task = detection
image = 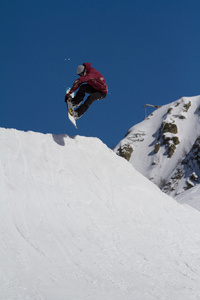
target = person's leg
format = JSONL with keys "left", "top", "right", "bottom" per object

{"left": 76, "top": 90, "right": 106, "bottom": 117}
{"left": 72, "top": 84, "right": 94, "bottom": 106}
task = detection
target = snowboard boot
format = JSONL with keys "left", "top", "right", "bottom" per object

{"left": 71, "top": 99, "right": 82, "bottom": 109}
{"left": 67, "top": 95, "right": 73, "bottom": 102}
{"left": 73, "top": 110, "right": 80, "bottom": 120}
{"left": 66, "top": 96, "right": 78, "bottom": 108}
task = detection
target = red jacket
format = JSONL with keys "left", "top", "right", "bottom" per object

{"left": 68, "top": 63, "right": 108, "bottom": 96}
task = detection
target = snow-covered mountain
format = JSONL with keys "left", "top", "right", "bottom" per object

{"left": 114, "top": 96, "right": 200, "bottom": 205}
{"left": 1, "top": 127, "right": 200, "bottom": 300}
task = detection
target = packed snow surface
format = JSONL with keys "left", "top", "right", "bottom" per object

{"left": 1, "top": 128, "right": 200, "bottom": 300}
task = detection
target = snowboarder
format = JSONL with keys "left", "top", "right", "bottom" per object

{"left": 65, "top": 63, "right": 108, "bottom": 119}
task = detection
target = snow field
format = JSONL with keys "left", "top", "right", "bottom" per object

{"left": 1, "top": 128, "right": 200, "bottom": 299}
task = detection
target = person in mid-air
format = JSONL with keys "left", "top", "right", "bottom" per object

{"left": 65, "top": 63, "right": 108, "bottom": 119}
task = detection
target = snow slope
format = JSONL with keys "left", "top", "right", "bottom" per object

{"left": 1, "top": 128, "right": 200, "bottom": 300}
{"left": 114, "top": 96, "right": 200, "bottom": 200}
{"left": 176, "top": 185, "right": 200, "bottom": 211}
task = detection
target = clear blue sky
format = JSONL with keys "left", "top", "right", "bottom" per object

{"left": 1, "top": 0, "right": 200, "bottom": 148}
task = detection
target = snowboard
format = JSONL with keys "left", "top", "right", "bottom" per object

{"left": 66, "top": 88, "right": 77, "bottom": 129}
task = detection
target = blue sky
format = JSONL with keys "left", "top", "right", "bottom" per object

{"left": 1, "top": 0, "right": 200, "bottom": 148}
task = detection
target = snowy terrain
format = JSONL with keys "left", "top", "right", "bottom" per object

{"left": 1, "top": 127, "right": 200, "bottom": 300}
{"left": 176, "top": 185, "right": 200, "bottom": 211}
{"left": 114, "top": 96, "right": 200, "bottom": 207}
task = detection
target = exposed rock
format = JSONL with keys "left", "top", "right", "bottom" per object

{"left": 163, "top": 122, "right": 178, "bottom": 134}
{"left": 154, "top": 142, "right": 160, "bottom": 154}
{"left": 168, "top": 143, "right": 176, "bottom": 158}
{"left": 117, "top": 144, "right": 133, "bottom": 161}
{"left": 183, "top": 101, "right": 191, "bottom": 112}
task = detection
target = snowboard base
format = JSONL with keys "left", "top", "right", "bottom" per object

{"left": 66, "top": 88, "right": 77, "bottom": 129}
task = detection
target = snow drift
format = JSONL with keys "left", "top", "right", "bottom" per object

{"left": 1, "top": 128, "right": 200, "bottom": 300}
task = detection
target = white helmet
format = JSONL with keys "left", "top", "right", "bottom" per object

{"left": 77, "top": 65, "right": 85, "bottom": 76}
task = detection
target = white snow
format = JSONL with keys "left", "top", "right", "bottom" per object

{"left": 114, "top": 96, "right": 200, "bottom": 197}
{"left": 176, "top": 185, "right": 200, "bottom": 211}
{"left": 1, "top": 128, "right": 200, "bottom": 300}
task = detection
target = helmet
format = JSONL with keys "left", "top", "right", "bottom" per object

{"left": 77, "top": 65, "right": 86, "bottom": 76}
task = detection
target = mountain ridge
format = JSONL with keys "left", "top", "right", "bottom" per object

{"left": 114, "top": 95, "right": 200, "bottom": 206}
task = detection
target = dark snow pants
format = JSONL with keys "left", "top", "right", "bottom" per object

{"left": 73, "top": 84, "right": 106, "bottom": 117}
